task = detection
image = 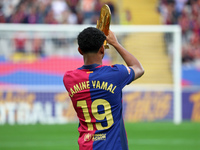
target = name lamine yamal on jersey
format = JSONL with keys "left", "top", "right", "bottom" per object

{"left": 69, "top": 80, "right": 117, "bottom": 97}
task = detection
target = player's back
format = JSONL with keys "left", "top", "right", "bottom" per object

{"left": 63, "top": 64, "right": 134, "bottom": 150}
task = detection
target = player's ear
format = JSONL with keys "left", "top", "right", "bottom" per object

{"left": 99, "top": 44, "right": 104, "bottom": 55}
{"left": 78, "top": 47, "right": 83, "bottom": 55}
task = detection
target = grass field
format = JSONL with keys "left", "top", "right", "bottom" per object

{"left": 0, "top": 122, "right": 200, "bottom": 150}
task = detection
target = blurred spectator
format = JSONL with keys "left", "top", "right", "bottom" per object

{"left": 51, "top": 0, "right": 69, "bottom": 23}
{"left": 44, "top": 10, "right": 58, "bottom": 24}
{"left": 14, "top": 32, "right": 26, "bottom": 53}
{"left": 107, "top": 2, "right": 118, "bottom": 24}
{"left": 1, "top": 0, "right": 20, "bottom": 20}
{"left": 32, "top": 36, "right": 44, "bottom": 56}
{"left": 164, "top": 1, "right": 179, "bottom": 24}
{"left": 61, "top": 9, "right": 78, "bottom": 24}
{"left": 90, "top": 0, "right": 102, "bottom": 24}
{"left": 66, "top": 0, "right": 84, "bottom": 23}
{"left": 175, "top": 0, "right": 188, "bottom": 16}
{"left": 24, "top": 6, "right": 38, "bottom": 24}
{"left": 9, "top": 2, "right": 27, "bottom": 23}
{"left": 66, "top": 0, "right": 79, "bottom": 13}
{"left": 0, "top": 4, "right": 6, "bottom": 23}
{"left": 182, "top": 45, "right": 194, "bottom": 63}
{"left": 94, "top": 0, "right": 102, "bottom": 13}
{"left": 76, "top": 11, "right": 84, "bottom": 24}
{"left": 36, "top": 1, "right": 51, "bottom": 24}
{"left": 80, "top": 0, "right": 95, "bottom": 23}
{"left": 178, "top": 6, "right": 190, "bottom": 43}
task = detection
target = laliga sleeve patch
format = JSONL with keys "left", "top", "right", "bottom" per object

{"left": 125, "top": 66, "right": 131, "bottom": 75}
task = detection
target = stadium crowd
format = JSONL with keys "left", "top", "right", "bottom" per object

{"left": 0, "top": 0, "right": 116, "bottom": 56}
{"left": 0, "top": 0, "right": 200, "bottom": 65}
{"left": 158, "top": 0, "right": 200, "bottom": 65}
{"left": 0, "top": 0, "right": 116, "bottom": 24}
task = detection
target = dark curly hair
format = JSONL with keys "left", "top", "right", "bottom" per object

{"left": 77, "top": 27, "right": 106, "bottom": 54}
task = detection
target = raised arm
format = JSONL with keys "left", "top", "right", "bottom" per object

{"left": 106, "top": 30, "right": 144, "bottom": 80}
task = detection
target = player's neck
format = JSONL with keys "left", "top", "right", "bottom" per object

{"left": 83, "top": 53, "right": 103, "bottom": 65}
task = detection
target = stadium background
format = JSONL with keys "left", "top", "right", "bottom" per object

{"left": 0, "top": 0, "right": 200, "bottom": 150}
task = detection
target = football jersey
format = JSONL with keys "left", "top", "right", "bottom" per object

{"left": 63, "top": 64, "right": 135, "bottom": 150}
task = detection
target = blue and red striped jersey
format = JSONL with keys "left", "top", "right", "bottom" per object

{"left": 63, "top": 64, "right": 135, "bottom": 150}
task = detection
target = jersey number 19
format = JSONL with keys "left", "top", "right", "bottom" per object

{"left": 77, "top": 99, "right": 114, "bottom": 130}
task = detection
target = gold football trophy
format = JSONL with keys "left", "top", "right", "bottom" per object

{"left": 96, "top": 4, "right": 111, "bottom": 49}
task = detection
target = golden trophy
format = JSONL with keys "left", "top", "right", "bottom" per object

{"left": 97, "top": 4, "right": 111, "bottom": 49}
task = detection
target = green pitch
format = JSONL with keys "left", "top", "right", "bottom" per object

{"left": 0, "top": 122, "right": 199, "bottom": 150}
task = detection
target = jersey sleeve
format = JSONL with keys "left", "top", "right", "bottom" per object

{"left": 114, "top": 64, "right": 135, "bottom": 88}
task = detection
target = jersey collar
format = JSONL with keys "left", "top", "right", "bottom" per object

{"left": 79, "top": 64, "right": 101, "bottom": 69}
